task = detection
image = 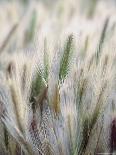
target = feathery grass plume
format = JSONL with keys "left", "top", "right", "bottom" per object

{"left": 0, "top": 53, "right": 39, "bottom": 154}
{"left": 30, "top": 69, "right": 46, "bottom": 103}
{"left": 0, "top": 82, "right": 33, "bottom": 154}
{"left": 48, "top": 34, "right": 75, "bottom": 115}
{"left": 59, "top": 34, "right": 74, "bottom": 82}
{"left": 47, "top": 45, "right": 61, "bottom": 115}
{"left": 6, "top": 53, "right": 36, "bottom": 132}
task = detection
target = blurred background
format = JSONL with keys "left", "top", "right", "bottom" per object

{"left": 0, "top": 0, "right": 116, "bottom": 56}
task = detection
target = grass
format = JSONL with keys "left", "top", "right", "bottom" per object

{"left": 0, "top": 0, "right": 116, "bottom": 155}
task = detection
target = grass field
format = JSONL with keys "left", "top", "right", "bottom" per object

{"left": 0, "top": 0, "right": 116, "bottom": 154}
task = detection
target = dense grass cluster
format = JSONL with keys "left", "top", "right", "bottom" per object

{"left": 0, "top": 0, "right": 116, "bottom": 155}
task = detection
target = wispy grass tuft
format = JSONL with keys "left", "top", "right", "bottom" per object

{"left": 59, "top": 34, "right": 74, "bottom": 82}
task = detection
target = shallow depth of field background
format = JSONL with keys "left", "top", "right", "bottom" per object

{"left": 0, "top": 0, "right": 116, "bottom": 55}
